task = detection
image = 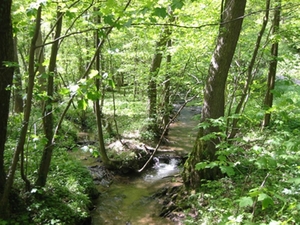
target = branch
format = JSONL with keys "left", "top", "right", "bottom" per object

{"left": 131, "top": 3, "right": 300, "bottom": 30}
{"left": 52, "top": 0, "right": 133, "bottom": 143}
{"left": 137, "top": 92, "right": 198, "bottom": 173}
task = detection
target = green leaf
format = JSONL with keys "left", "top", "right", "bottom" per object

{"left": 238, "top": 197, "right": 253, "bottom": 208}
{"left": 108, "top": 79, "right": 115, "bottom": 89}
{"left": 103, "top": 15, "right": 114, "bottom": 25}
{"left": 78, "top": 99, "right": 87, "bottom": 110}
{"left": 153, "top": 7, "right": 167, "bottom": 18}
{"left": 87, "top": 91, "right": 101, "bottom": 101}
{"left": 3, "top": 61, "right": 19, "bottom": 68}
{"left": 195, "top": 162, "right": 207, "bottom": 170}
{"left": 207, "top": 161, "right": 218, "bottom": 168}
{"left": 248, "top": 187, "right": 262, "bottom": 198}
{"left": 124, "top": 18, "right": 133, "bottom": 27}
{"left": 287, "top": 178, "right": 300, "bottom": 184}
{"left": 89, "top": 69, "right": 99, "bottom": 79}
{"left": 258, "top": 193, "right": 273, "bottom": 210}
{"left": 171, "top": 0, "right": 184, "bottom": 10}
{"left": 59, "top": 87, "right": 70, "bottom": 96}
{"left": 220, "top": 166, "right": 235, "bottom": 176}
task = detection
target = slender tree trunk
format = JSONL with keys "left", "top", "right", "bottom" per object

{"left": 262, "top": 0, "right": 281, "bottom": 127}
{"left": 147, "top": 16, "right": 174, "bottom": 136}
{"left": 147, "top": 45, "right": 162, "bottom": 134}
{"left": 163, "top": 39, "right": 172, "bottom": 133}
{"left": 0, "top": 5, "right": 41, "bottom": 218}
{"left": 183, "top": 0, "right": 247, "bottom": 188}
{"left": 35, "top": 28, "right": 47, "bottom": 92}
{"left": 227, "top": 0, "right": 270, "bottom": 139}
{"left": 13, "top": 37, "right": 24, "bottom": 113}
{"left": 36, "top": 10, "right": 63, "bottom": 187}
{"left": 0, "top": 0, "right": 14, "bottom": 215}
{"left": 94, "top": 7, "right": 111, "bottom": 166}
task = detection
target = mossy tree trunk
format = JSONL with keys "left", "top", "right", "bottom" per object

{"left": 183, "top": 0, "right": 247, "bottom": 188}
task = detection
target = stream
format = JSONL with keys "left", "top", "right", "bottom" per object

{"left": 80, "top": 105, "right": 200, "bottom": 225}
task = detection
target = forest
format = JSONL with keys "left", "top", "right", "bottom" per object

{"left": 1, "top": 0, "right": 300, "bottom": 224}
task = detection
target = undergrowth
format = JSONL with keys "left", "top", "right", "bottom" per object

{"left": 0, "top": 148, "right": 96, "bottom": 225}
{"left": 182, "top": 126, "right": 300, "bottom": 225}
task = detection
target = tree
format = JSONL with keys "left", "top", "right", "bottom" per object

{"left": 147, "top": 14, "right": 174, "bottom": 136}
{"left": 227, "top": 0, "right": 271, "bottom": 139}
{"left": 94, "top": 4, "right": 111, "bottom": 166}
{"left": 35, "top": 8, "right": 63, "bottom": 187}
{"left": 13, "top": 37, "right": 24, "bottom": 113}
{"left": 262, "top": 0, "right": 281, "bottom": 127}
{"left": 0, "top": 0, "right": 14, "bottom": 215}
{"left": 183, "top": 0, "right": 247, "bottom": 188}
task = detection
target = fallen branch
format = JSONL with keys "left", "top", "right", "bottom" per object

{"left": 137, "top": 92, "right": 198, "bottom": 172}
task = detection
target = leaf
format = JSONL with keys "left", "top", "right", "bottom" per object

{"left": 59, "top": 87, "right": 70, "bottom": 96}
{"left": 89, "top": 69, "right": 99, "bottom": 78}
{"left": 287, "top": 178, "right": 300, "bottom": 184}
{"left": 207, "top": 161, "right": 218, "bottom": 168}
{"left": 153, "top": 7, "right": 167, "bottom": 18}
{"left": 108, "top": 79, "right": 115, "bottom": 89}
{"left": 124, "top": 18, "right": 133, "bottom": 27}
{"left": 87, "top": 90, "right": 101, "bottom": 101}
{"left": 103, "top": 15, "right": 114, "bottom": 25}
{"left": 238, "top": 196, "right": 253, "bottom": 208}
{"left": 257, "top": 193, "right": 273, "bottom": 210}
{"left": 195, "top": 162, "right": 207, "bottom": 170}
{"left": 171, "top": 0, "right": 184, "bottom": 10}
{"left": 78, "top": 99, "right": 87, "bottom": 110}
{"left": 220, "top": 166, "right": 235, "bottom": 176}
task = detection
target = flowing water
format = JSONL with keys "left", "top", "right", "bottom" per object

{"left": 87, "top": 105, "right": 200, "bottom": 225}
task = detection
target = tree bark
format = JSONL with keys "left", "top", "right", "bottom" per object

{"left": 35, "top": 10, "right": 63, "bottom": 187}
{"left": 163, "top": 39, "right": 172, "bottom": 133}
{"left": 94, "top": 7, "right": 111, "bottom": 166}
{"left": 183, "top": 0, "right": 247, "bottom": 188}
{"left": 35, "top": 28, "right": 47, "bottom": 92}
{"left": 262, "top": 0, "right": 281, "bottom": 127}
{"left": 0, "top": 5, "right": 41, "bottom": 218}
{"left": 0, "top": 0, "right": 14, "bottom": 211}
{"left": 13, "top": 37, "right": 24, "bottom": 113}
{"left": 147, "top": 16, "right": 174, "bottom": 136}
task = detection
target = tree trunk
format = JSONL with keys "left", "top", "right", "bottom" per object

{"left": 0, "top": 5, "right": 41, "bottom": 218}
{"left": 262, "top": 0, "right": 281, "bottom": 127}
{"left": 183, "top": 0, "right": 247, "bottom": 188}
{"left": 13, "top": 37, "right": 24, "bottom": 113}
{"left": 36, "top": 10, "right": 63, "bottom": 187}
{"left": 147, "top": 16, "right": 174, "bottom": 136}
{"left": 94, "top": 8, "right": 111, "bottom": 166}
{"left": 35, "top": 28, "right": 47, "bottom": 92}
{"left": 0, "top": 0, "right": 14, "bottom": 215}
{"left": 162, "top": 39, "right": 172, "bottom": 134}
{"left": 227, "top": 0, "right": 270, "bottom": 139}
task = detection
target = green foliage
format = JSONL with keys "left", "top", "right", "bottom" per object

{"left": 185, "top": 122, "right": 300, "bottom": 224}
{"left": 29, "top": 149, "right": 95, "bottom": 224}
